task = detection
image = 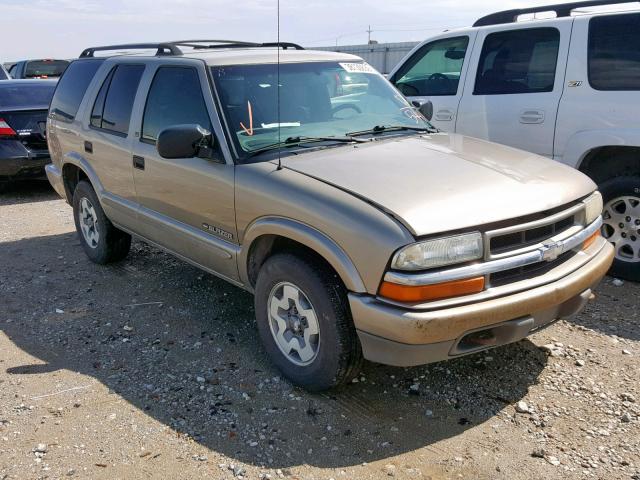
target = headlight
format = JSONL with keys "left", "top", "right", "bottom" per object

{"left": 583, "top": 191, "right": 603, "bottom": 225}
{"left": 391, "top": 232, "right": 483, "bottom": 271}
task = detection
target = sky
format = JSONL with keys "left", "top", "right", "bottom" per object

{"left": 1, "top": 0, "right": 637, "bottom": 60}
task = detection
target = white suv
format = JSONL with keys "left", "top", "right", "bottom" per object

{"left": 389, "top": 1, "right": 640, "bottom": 281}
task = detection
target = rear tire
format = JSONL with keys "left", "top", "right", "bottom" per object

{"left": 599, "top": 175, "right": 640, "bottom": 282}
{"left": 72, "top": 180, "right": 131, "bottom": 264}
{"left": 254, "top": 253, "right": 363, "bottom": 391}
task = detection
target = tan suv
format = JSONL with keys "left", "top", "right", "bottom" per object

{"left": 46, "top": 40, "right": 614, "bottom": 391}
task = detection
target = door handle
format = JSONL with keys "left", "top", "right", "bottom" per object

{"left": 519, "top": 110, "right": 545, "bottom": 124}
{"left": 434, "top": 109, "right": 454, "bottom": 121}
{"left": 133, "top": 155, "right": 145, "bottom": 170}
{"left": 84, "top": 141, "right": 93, "bottom": 153}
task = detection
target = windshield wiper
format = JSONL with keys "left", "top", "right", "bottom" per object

{"left": 348, "top": 125, "right": 436, "bottom": 137}
{"left": 247, "top": 135, "right": 368, "bottom": 156}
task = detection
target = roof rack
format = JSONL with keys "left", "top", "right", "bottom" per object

{"left": 80, "top": 43, "right": 182, "bottom": 58}
{"left": 79, "top": 40, "right": 304, "bottom": 58}
{"left": 171, "top": 40, "right": 304, "bottom": 50}
{"left": 473, "top": 0, "right": 637, "bottom": 26}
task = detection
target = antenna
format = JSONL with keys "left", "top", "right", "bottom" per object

{"left": 277, "top": 0, "right": 283, "bottom": 171}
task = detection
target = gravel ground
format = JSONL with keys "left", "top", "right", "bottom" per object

{"left": 1, "top": 181, "right": 638, "bottom": 480}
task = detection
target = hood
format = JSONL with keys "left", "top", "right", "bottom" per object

{"left": 280, "top": 133, "right": 596, "bottom": 237}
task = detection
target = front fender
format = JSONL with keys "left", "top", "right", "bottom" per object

{"left": 238, "top": 216, "right": 367, "bottom": 293}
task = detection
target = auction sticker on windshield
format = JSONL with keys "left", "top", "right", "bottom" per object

{"left": 339, "top": 62, "right": 377, "bottom": 74}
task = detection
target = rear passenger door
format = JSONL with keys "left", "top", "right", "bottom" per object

{"left": 389, "top": 34, "right": 475, "bottom": 131}
{"left": 131, "top": 61, "right": 238, "bottom": 282}
{"left": 82, "top": 62, "right": 145, "bottom": 228}
{"left": 456, "top": 22, "right": 572, "bottom": 158}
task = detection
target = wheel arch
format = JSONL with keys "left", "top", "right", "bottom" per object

{"left": 60, "top": 155, "right": 104, "bottom": 203}
{"left": 239, "top": 217, "right": 367, "bottom": 294}
{"left": 578, "top": 145, "right": 640, "bottom": 185}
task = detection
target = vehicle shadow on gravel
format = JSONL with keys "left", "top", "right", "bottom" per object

{"left": 1, "top": 232, "right": 548, "bottom": 469}
{"left": 0, "top": 179, "right": 56, "bottom": 206}
{"left": 568, "top": 278, "right": 640, "bottom": 341}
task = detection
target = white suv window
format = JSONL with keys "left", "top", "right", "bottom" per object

{"left": 392, "top": 36, "right": 469, "bottom": 96}
{"left": 474, "top": 28, "right": 560, "bottom": 95}
{"left": 589, "top": 13, "right": 640, "bottom": 91}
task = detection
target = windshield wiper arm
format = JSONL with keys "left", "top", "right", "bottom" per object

{"left": 348, "top": 125, "right": 436, "bottom": 137}
{"left": 247, "top": 135, "right": 368, "bottom": 156}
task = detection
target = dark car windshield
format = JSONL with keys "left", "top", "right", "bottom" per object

{"left": 25, "top": 60, "right": 69, "bottom": 78}
{"left": 211, "top": 61, "right": 431, "bottom": 159}
{"left": 0, "top": 83, "right": 56, "bottom": 109}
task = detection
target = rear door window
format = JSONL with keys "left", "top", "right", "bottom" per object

{"left": 589, "top": 13, "right": 640, "bottom": 91}
{"left": 91, "top": 64, "right": 144, "bottom": 136}
{"left": 474, "top": 28, "right": 560, "bottom": 95}
{"left": 392, "top": 37, "right": 470, "bottom": 96}
{"left": 141, "top": 66, "right": 211, "bottom": 144}
{"left": 49, "top": 59, "right": 104, "bottom": 122}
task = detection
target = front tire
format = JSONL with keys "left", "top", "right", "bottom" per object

{"left": 254, "top": 253, "right": 363, "bottom": 391}
{"left": 72, "top": 180, "right": 131, "bottom": 264}
{"left": 600, "top": 176, "right": 640, "bottom": 282}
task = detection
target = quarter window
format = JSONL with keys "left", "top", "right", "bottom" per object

{"left": 392, "top": 37, "right": 469, "bottom": 96}
{"left": 49, "top": 59, "right": 104, "bottom": 122}
{"left": 142, "top": 67, "right": 211, "bottom": 143}
{"left": 589, "top": 13, "right": 640, "bottom": 91}
{"left": 91, "top": 64, "right": 144, "bottom": 135}
{"left": 474, "top": 28, "right": 560, "bottom": 95}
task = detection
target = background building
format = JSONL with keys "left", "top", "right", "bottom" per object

{"left": 313, "top": 42, "right": 419, "bottom": 74}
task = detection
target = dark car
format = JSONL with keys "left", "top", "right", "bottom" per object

{"left": 8, "top": 59, "right": 69, "bottom": 79}
{"left": 0, "top": 64, "right": 9, "bottom": 80}
{"left": 0, "top": 80, "right": 56, "bottom": 190}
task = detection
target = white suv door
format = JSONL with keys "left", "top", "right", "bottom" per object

{"left": 389, "top": 34, "right": 476, "bottom": 131}
{"left": 456, "top": 20, "right": 572, "bottom": 158}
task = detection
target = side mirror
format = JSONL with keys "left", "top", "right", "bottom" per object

{"left": 156, "top": 124, "right": 215, "bottom": 159}
{"left": 412, "top": 100, "right": 434, "bottom": 121}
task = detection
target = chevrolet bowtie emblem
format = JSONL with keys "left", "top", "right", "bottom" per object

{"left": 540, "top": 241, "right": 563, "bottom": 262}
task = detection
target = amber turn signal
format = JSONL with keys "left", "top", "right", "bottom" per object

{"left": 582, "top": 230, "right": 601, "bottom": 250}
{"left": 379, "top": 276, "right": 485, "bottom": 303}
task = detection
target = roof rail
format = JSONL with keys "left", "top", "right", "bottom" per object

{"left": 171, "top": 40, "right": 305, "bottom": 50}
{"left": 80, "top": 43, "right": 182, "bottom": 58}
{"left": 473, "top": 0, "right": 637, "bottom": 27}
{"left": 79, "top": 40, "right": 305, "bottom": 58}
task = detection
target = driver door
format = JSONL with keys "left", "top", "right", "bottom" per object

{"left": 131, "top": 62, "right": 239, "bottom": 282}
{"left": 389, "top": 34, "right": 476, "bottom": 131}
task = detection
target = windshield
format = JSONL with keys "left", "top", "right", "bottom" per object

{"left": 0, "top": 83, "right": 56, "bottom": 109}
{"left": 25, "top": 60, "right": 69, "bottom": 78}
{"left": 211, "top": 61, "right": 431, "bottom": 160}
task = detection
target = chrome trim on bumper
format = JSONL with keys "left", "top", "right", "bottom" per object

{"left": 384, "top": 217, "right": 603, "bottom": 287}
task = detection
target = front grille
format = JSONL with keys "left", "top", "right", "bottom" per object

{"left": 489, "top": 215, "right": 575, "bottom": 255}
{"left": 489, "top": 251, "right": 576, "bottom": 288}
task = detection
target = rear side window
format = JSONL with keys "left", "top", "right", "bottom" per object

{"left": 474, "top": 28, "right": 560, "bottom": 95}
{"left": 589, "top": 13, "right": 640, "bottom": 91}
{"left": 91, "top": 64, "right": 144, "bottom": 136}
{"left": 49, "top": 59, "right": 104, "bottom": 122}
{"left": 141, "top": 66, "right": 211, "bottom": 143}
{"left": 392, "top": 36, "right": 469, "bottom": 96}
{"left": 24, "top": 60, "right": 69, "bottom": 79}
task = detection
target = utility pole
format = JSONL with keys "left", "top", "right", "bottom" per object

{"left": 367, "top": 25, "right": 373, "bottom": 44}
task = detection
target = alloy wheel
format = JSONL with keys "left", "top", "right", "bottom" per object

{"left": 267, "top": 282, "right": 320, "bottom": 366}
{"left": 78, "top": 197, "right": 100, "bottom": 249}
{"left": 602, "top": 195, "right": 640, "bottom": 263}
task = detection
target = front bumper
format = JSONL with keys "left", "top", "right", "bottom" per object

{"left": 350, "top": 239, "right": 614, "bottom": 367}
